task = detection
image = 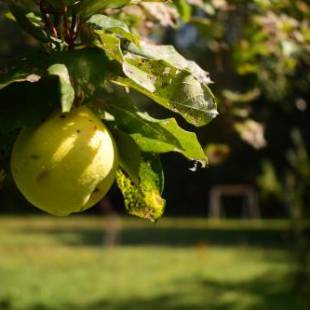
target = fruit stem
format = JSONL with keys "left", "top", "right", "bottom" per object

{"left": 63, "top": 5, "right": 71, "bottom": 46}
{"left": 40, "top": 1, "right": 58, "bottom": 38}
{"left": 39, "top": 1, "right": 80, "bottom": 50}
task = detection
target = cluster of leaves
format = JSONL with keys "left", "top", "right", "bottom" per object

{"left": 0, "top": 0, "right": 217, "bottom": 220}
{"left": 234, "top": 0, "right": 310, "bottom": 102}
{"left": 174, "top": 2, "right": 310, "bottom": 230}
{"left": 164, "top": 0, "right": 310, "bottom": 150}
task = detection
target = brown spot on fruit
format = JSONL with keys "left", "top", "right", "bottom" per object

{"left": 30, "top": 154, "right": 40, "bottom": 159}
{"left": 36, "top": 169, "right": 50, "bottom": 183}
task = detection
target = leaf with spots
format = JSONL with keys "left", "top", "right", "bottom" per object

{"left": 128, "top": 41, "right": 212, "bottom": 86}
{"left": 81, "top": 26, "right": 124, "bottom": 63}
{"left": 113, "top": 52, "right": 218, "bottom": 127}
{"left": 116, "top": 154, "right": 165, "bottom": 222}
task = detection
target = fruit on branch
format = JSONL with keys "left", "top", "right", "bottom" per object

{"left": 11, "top": 106, "right": 118, "bottom": 216}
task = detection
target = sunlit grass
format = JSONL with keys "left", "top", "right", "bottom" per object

{"left": 0, "top": 216, "right": 309, "bottom": 309}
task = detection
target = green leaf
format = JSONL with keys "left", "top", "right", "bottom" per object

{"left": 87, "top": 14, "right": 139, "bottom": 44}
{"left": 131, "top": 115, "right": 207, "bottom": 162}
{"left": 109, "top": 128, "right": 142, "bottom": 185}
{"left": 0, "top": 67, "right": 40, "bottom": 91}
{"left": 92, "top": 30, "right": 123, "bottom": 62}
{"left": 8, "top": 3, "right": 49, "bottom": 43}
{"left": 47, "top": 64, "right": 75, "bottom": 113}
{"left": 73, "top": 0, "right": 167, "bottom": 19}
{"left": 114, "top": 53, "right": 217, "bottom": 127}
{"left": 95, "top": 94, "right": 207, "bottom": 162}
{"left": 74, "top": 0, "right": 131, "bottom": 20}
{"left": 128, "top": 41, "right": 212, "bottom": 86}
{"left": 174, "top": 0, "right": 192, "bottom": 22}
{"left": 121, "top": 55, "right": 156, "bottom": 92}
{"left": 0, "top": 55, "right": 46, "bottom": 90}
{"left": 116, "top": 154, "right": 165, "bottom": 222}
{"left": 49, "top": 48, "right": 109, "bottom": 104}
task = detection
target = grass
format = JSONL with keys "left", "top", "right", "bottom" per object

{"left": 0, "top": 216, "right": 309, "bottom": 309}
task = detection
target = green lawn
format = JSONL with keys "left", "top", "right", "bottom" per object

{"left": 0, "top": 216, "right": 309, "bottom": 309}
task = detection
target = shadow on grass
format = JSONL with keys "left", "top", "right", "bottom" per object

{"left": 14, "top": 226, "right": 294, "bottom": 249}
{"left": 1, "top": 273, "right": 309, "bottom": 310}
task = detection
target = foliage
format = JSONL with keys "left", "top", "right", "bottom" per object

{"left": 0, "top": 0, "right": 218, "bottom": 220}
{"left": 168, "top": 0, "right": 310, "bottom": 149}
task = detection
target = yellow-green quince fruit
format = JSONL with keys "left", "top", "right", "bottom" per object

{"left": 11, "top": 106, "right": 118, "bottom": 216}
